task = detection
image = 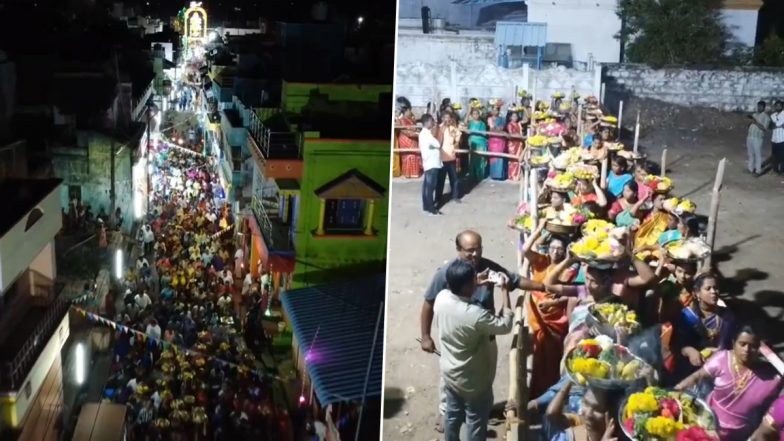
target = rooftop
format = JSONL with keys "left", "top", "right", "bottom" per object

{"left": 0, "top": 178, "right": 62, "bottom": 237}
{"left": 280, "top": 275, "right": 385, "bottom": 406}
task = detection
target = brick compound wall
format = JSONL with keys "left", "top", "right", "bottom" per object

{"left": 603, "top": 64, "right": 784, "bottom": 112}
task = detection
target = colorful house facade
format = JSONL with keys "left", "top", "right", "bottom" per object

{"left": 291, "top": 138, "right": 389, "bottom": 288}
{"left": 240, "top": 82, "right": 391, "bottom": 291}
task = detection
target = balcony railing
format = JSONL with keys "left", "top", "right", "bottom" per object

{"left": 0, "top": 286, "right": 69, "bottom": 390}
{"left": 251, "top": 195, "right": 275, "bottom": 248}
{"left": 250, "top": 195, "right": 294, "bottom": 252}
{"left": 247, "top": 111, "right": 302, "bottom": 160}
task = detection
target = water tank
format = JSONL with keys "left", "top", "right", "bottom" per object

{"left": 312, "top": 1, "right": 328, "bottom": 22}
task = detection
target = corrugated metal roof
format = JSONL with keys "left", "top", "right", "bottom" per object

{"left": 495, "top": 21, "right": 547, "bottom": 46}
{"left": 281, "top": 275, "right": 385, "bottom": 406}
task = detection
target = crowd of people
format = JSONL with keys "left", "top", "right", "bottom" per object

{"left": 414, "top": 93, "right": 784, "bottom": 441}
{"left": 396, "top": 93, "right": 619, "bottom": 215}
{"left": 92, "top": 137, "right": 301, "bottom": 440}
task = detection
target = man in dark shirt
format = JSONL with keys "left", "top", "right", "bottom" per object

{"left": 419, "top": 229, "right": 545, "bottom": 432}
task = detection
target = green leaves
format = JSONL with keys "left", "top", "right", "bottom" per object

{"left": 616, "top": 0, "right": 731, "bottom": 67}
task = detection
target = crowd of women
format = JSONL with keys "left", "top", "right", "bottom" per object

{"left": 399, "top": 91, "right": 784, "bottom": 441}
{"left": 94, "top": 139, "right": 302, "bottom": 440}
{"left": 507, "top": 96, "right": 784, "bottom": 441}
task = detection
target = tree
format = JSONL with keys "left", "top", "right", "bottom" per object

{"left": 755, "top": 32, "right": 784, "bottom": 67}
{"left": 617, "top": 0, "right": 731, "bottom": 67}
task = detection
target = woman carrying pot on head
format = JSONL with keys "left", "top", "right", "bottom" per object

{"left": 522, "top": 223, "right": 581, "bottom": 398}
{"left": 676, "top": 324, "right": 782, "bottom": 441}
{"left": 632, "top": 192, "right": 672, "bottom": 261}
{"left": 570, "top": 178, "right": 608, "bottom": 209}
{"left": 544, "top": 381, "right": 617, "bottom": 441}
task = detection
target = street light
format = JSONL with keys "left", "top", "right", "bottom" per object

{"left": 115, "top": 249, "right": 124, "bottom": 280}
{"left": 357, "top": 16, "right": 364, "bottom": 24}
{"left": 75, "top": 343, "right": 86, "bottom": 385}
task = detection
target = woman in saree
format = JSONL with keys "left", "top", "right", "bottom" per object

{"left": 542, "top": 189, "right": 576, "bottom": 221}
{"left": 633, "top": 164, "right": 653, "bottom": 201}
{"left": 523, "top": 222, "right": 580, "bottom": 397}
{"left": 570, "top": 178, "right": 608, "bottom": 209}
{"left": 606, "top": 156, "right": 633, "bottom": 199}
{"left": 487, "top": 102, "right": 508, "bottom": 180}
{"left": 676, "top": 325, "right": 782, "bottom": 441}
{"left": 545, "top": 381, "right": 615, "bottom": 441}
{"left": 506, "top": 109, "right": 524, "bottom": 181}
{"left": 673, "top": 273, "right": 737, "bottom": 373}
{"left": 633, "top": 192, "right": 671, "bottom": 261}
{"left": 586, "top": 137, "right": 608, "bottom": 162}
{"left": 397, "top": 105, "right": 422, "bottom": 178}
{"left": 608, "top": 181, "right": 647, "bottom": 225}
{"left": 751, "top": 396, "right": 784, "bottom": 441}
{"left": 467, "top": 107, "right": 488, "bottom": 183}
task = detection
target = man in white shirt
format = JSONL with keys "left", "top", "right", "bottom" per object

{"left": 220, "top": 268, "right": 233, "bottom": 285}
{"left": 434, "top": 259, "right": 514, "bottom": 441}
{"left": 134, "top": 291, "right": 152, "bottom": 311}
{"left": 771, "top": 100, "right": 784, "bottom": 175}
{"left": 418, "top": 113, "right": 443, "bottom": 215}
{"left": 145, "top": 318, "right": 162, "bottom": 341}
{"left": 747, "top": 100, "right": 771, "bottom": 176}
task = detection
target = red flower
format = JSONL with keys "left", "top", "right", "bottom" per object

{"left": 676, "top": 426, "right": 717, "bottom": 441}
{"left": 582, "top": 343, "right": 602, "bottom": 358}
{"left": 624, "top": 418, "right": 634, "bottom": 433}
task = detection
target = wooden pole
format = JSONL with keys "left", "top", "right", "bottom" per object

{"left": 633, "top": 111, "right": 640, "bottom": 153}
{"left": 705, "top": 158, "right": 727, "bottom": 269}
{"left": 600, "top": 157, "right": 608, "bottom": 189}
{"left": 531, "top": 73, "right": 537, "bottom": 115}
{"left": 617, "top": 100, "right": 624, "bottom": 132}
{"left": 515, "top": 294, "right": 531, "bottom": 441}
{"left": 660, "top": 149, "right": 668, "bottom": 177}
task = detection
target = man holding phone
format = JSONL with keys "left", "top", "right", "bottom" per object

{"left": 419, "top": 229, "right": 545, "bottom": 432}
{"left": 747, "top": 100, "right": 771, "bottom": 177}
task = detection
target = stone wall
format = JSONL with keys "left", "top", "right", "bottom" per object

{"left": 396, "top": 61, "right": 598, "bottom": 111}
{"left": 52, "top": 133, "right": 134, "bottom": 230}
{"left": 603, "top": 64, "right": 784, "bottom": 113}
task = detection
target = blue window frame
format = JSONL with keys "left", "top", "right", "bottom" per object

{"left": 324, "top": 199, "right": 364, "bottom": 232}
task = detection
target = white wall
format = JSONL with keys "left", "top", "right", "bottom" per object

{"left": 0, "top": 313, "right": 69, "bottom": 428}
{"left": 721, "top": 9, "right": 759, "bottom": 47}
{"left": 28, "top": 241, "right": 56, "bottom": 281}
{"left": 527, "top": 0, "right": 621, "bottom": 64}
{"left": 0, "top": 187, "right": 62, "bottom": 293}
{"left": 396, "top": 29, "right": 496, "bottom": 67}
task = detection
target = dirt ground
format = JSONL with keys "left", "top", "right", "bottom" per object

{"left": 382, "top": 106, "right": 784, "bottom": 440}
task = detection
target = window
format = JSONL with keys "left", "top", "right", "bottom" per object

{"left": 324, "top": 199, "right": 364, "bottom": 232}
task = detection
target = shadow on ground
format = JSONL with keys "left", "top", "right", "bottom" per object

{"left": 383, "top": 387, "right": 406, "bottom": 419}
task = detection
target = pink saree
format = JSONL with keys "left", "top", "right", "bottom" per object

{"left": 704, "top": 350, "right": 783, "bottom": 441}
